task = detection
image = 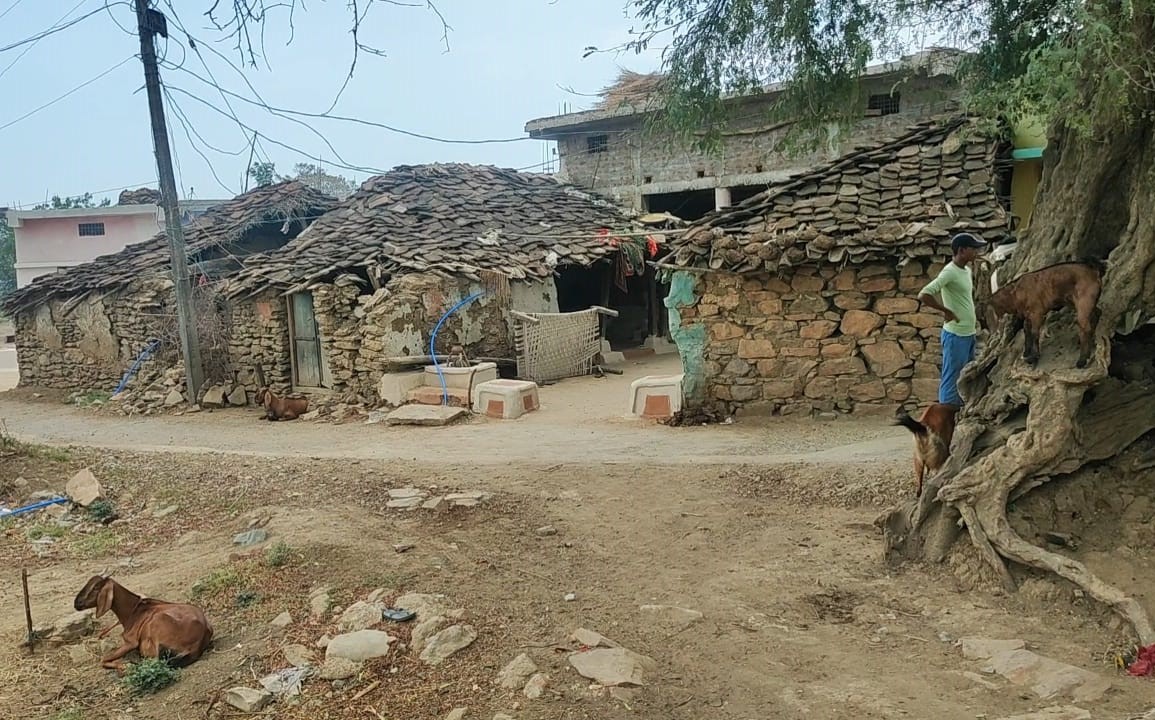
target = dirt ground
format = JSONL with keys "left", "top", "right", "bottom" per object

{"left": 3, "top": 382, "right": 1155, "bottom": 719}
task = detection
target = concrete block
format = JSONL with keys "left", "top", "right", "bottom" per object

{"left": 629, "top": 374, "right": 684, "bottom": 419}
{"left": 378, "top": 370, "right": 425, "bottom": 407}
{"left": 422, "top": 362, "right": 497, "bottom": 390}
{"left": 472, "top": 379, "right": 540, "bottom": 420}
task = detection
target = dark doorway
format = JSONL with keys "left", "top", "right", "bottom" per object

{"left": 644, "top": 189, "right": 716, "bottom": 222}
{"left": 554, "top": 263, "right": 668, "bottom": 351}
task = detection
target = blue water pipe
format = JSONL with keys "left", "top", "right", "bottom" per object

{"left": 0, "top": 496, "right": 69, "bottom": 518}
{"left": 429, "top": 291, "right": 486, "bottom": 406}
{"left": 113, "top": 338, "right": 162, "bottom": 395}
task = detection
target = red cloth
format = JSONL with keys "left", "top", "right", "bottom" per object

{"left": 1128, "top": 644, "right": 1155, "bottom": 676}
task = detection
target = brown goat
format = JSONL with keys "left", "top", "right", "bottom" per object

{"left": 255, "top": 387, "right": 309, "bottom": 421}
{"left": 894, "top": 403, "right": 959, "bottom": 497}
{"left": 986, "top": 260, "right": 1104, "bottom": 369}
{"left": 73, "top": 575, "right": 213, "bottom": 672}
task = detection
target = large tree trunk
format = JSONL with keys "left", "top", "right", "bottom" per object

{"left": 879, "top": 116, "right": 1155, "bottom": 646}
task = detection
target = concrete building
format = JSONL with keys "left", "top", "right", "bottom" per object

{"left": 525, "top": 48, "right": 966, "bottom": 221}
{"left": 8, "top": 196, "right": 223, "bottom": 288}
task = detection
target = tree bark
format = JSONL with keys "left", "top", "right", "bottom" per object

{"left": 879, "top": 115, "right": 1155, "bottom": 646}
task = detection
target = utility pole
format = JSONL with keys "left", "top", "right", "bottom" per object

{"left": 133, "top": 0, "right": 204, "bottom": 402}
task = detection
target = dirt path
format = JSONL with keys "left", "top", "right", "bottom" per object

{"left": 0, "top": 396, "right": 909, "bottom": 465}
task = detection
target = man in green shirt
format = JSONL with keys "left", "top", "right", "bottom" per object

{"left": 917, "top": 232, "right": 987, "bottom": 407}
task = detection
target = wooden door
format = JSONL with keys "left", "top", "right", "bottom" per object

{"left": 289, "top": 292, "right": 323, "bottom": 388}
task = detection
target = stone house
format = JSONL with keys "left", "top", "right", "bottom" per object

{"left": 526, "top": 48, "right": 965, "bottom": 221}
{"left": 223, "top": 164, "right": 666, "bottom": 401}
{"left": 0, "top": 181, "right": 339, "bottom": 398}
{"left": 662, "top": 117, "right": 1009, "bottom": 416}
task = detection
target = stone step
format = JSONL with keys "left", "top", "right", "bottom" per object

{"left": 386, "top": 405, "right": 469, "bottom": 427}
{"left": 407, "top": 385, "right": 471, "bottom": 408}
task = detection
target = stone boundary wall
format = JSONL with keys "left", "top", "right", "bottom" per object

{"left": 681, "top": 261, "right": 949, "bottom": 415}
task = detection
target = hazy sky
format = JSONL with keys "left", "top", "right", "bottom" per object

{"left": 0, "top": 1, "right": 663, "bottom": 208}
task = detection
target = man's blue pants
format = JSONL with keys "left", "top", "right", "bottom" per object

{"left": 939, "top": 329, "right": 976, "bottom": 406}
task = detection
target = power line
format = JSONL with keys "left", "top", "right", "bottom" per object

{"left": 163, "top": 87, "right": 239, "bottom": 196}
{"left": 0, "top": 0, "right": 90, "bottom": 80}
{"left": 0, "top": 5, "right": 112, "bottom": 54}
{"left": 0, "top": 0, "right": 27, "bottom": 22}
{"left": 0, "top": 56, "right": 135, "bottom": 132}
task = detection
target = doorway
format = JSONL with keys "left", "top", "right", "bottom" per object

{"left": 287, "top": 292, "right": 332, "bottom": 389}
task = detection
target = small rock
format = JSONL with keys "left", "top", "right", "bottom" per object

{"left": 392, "top": 543, "right": 416, "bottom": 554}
{"left": 523, "top": 673, "right": 549, "bottom": 699}
{"left": 493, "top": 715, "right": 515, "bottom": 720}
{"left": 569, "top": 628, "right": 617, "bottom": 648}
{"left": 163, "top": 389, "right": 184, "bottom": 407}
{"left": 960, "top": 637, "right": 1026, "bottom": 660}
{"left": 445, "top": 709, "right": 468, "bottom": 720}
{"left": 282, "top": 643, "right": 315, "bottom": 667}
{"left": 419, "top": 624, "right": 478, "bottom": 666}
{"left": 326, "top": 630, "right": 395, "bottom": 662}
{"left": 388, "top": 487, "right": 425, "bottom": 499}
{"left": 446, "top": 491, "right": 489, "bottom": 507}
{"left": 411, "top": 615, "right": 448, "bottom": 653}
{"left": 224, "top": 687, "right": 273, "bottom": 713}
{"left": 394, "top": 593, "right": 449, "bottom": 622}
{"left": 315, "top": 634, "right": 331, "bottom": 649}
{"left": 300, "top": 409, "right": 321, "bottom": 421}
{"left": 422, "top": 496, "right": 446, "bottom": 510}
{"left": 233, "top": 528, "right": 269, "bottom": 547}
{"left": 227, "top": 386, "right": 248, "bottom": 406}
{"left": 387, "top": 496, "right": 426, "bottom": 509}
{"left": 609, "top": 686, "right": 639, "bottom": 703}
{"left": 45, "top": 610, "right": 96, "bottom": 644}
{"left": 309, "top": 587, "right": 332, "bottom": 620}
{"left": 66, "top": 468, "right": 103, "bottom": 507}
{"left": 535, "top": 525, "right": 558, "bottom": 537}
{"left": 202, "top": 385, "right": 227, "bottom": 409}
{"left": 568, "top": 647, "right": 658, "bottom": 687}
{"left": 496, "top": 653, "right": 538, "bottom": 689}
{"left": 319, "top": 656, "right": 361, "bottom": 680}
{"left": 152, "top": 504, "right": 179, "bottom": 519}
{"left": 564, "top": 593, "right": 577, "bottom": 602}
{"left": 270, "top": 611, "right": 293, "bottom": 629}
{"left": 337, "top": 601, "right": 385, "bottom": 632}
{"left": 639, "top": 604, "right": 703, "bottom": 628}
{"left": 996, "top": 707, "right": 1091, "bottom": 720}
{"left": 937, "top": 631, "right": 953, "bottom": 643}
{"left": 367, "top": 588, "right": 389, "bottom": 603}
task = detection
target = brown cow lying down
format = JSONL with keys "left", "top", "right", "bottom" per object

{"left": 73, "top": 575, "right": 213, "bottom": 672}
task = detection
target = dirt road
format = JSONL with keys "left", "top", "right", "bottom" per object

{"left": 0, "top": 396, "right": 910, "bottom": 465}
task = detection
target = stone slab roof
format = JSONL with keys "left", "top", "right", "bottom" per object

{"left": 2, "top": 181, "right": 337, "bottom": 316}
{"left": 226, "top": 163, "right": 645, "bottom": 298}
{"left": 666, "top": 116, "right": 1009, "bottom": 273}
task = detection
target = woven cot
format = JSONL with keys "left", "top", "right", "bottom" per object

{"left": 513, "top": 308, "right": 603, "bottom": 383}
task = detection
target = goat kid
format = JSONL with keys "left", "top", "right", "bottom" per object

{"left": 73, "top": 574, "right": 213, "bottom": 673}
{"left": 255, "top": 387, "right": 309, "bottom": 421}
{"left": 894, "top": 403, "right": 959, "bottom": 497}
{"left": 986, "top": 260, "right": 1104, "bottom": 369}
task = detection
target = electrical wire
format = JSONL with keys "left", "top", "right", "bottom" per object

{"left": 0, "top": 0, "right": 90, "bottom": 80}
{"left": 0, "top": 56, "right": 135, "bottom": 132}
{"left": 0, "top": 0, "right": 29, "bottom": 22}
{"left": 0, "top": 5, "right": 112, "bottom": 54}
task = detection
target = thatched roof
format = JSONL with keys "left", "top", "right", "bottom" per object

{"left": 596, "top": 70, "right": 664, "bottom": 111}
{"left": 225, "top": 163, "right": 649, "bottom": 299}
{"left": 667, "top": 117, "right": 1009, "bottom": 273}
{"left": 2, "top": 181, "right": 338, "bottom": 316}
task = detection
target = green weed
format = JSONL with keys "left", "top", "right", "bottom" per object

{"left": 120, "top": 657, "right": 181, "bottom": 696}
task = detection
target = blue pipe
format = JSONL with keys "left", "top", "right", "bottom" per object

{"left": 113, "top": 338, "right": 162, "bottom": 395}
{"left": 0, "top": 497, "right": 68, "bottom": 518}
{"left": 429, "top": 291, "right": 486, "bottom": 406}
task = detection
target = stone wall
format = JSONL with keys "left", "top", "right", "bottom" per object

{"left": 679, "top": 262, "right": 948, "bottom": 416}
{"left": 226, "top": 291, "right": 293, "bottom": 394}
{"left": 309, "top": 272, "right": 559, "bottom": 400}
{"left": 557, "top": 77, "right": 957, "bottom": 205}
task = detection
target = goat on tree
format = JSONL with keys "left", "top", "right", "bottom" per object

{"left": 629, "top": 0, "right": 1155, "bottom": 646}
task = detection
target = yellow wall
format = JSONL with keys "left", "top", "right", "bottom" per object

{"left": 1010, "top": 159, "right": 1043, "bottom": 230}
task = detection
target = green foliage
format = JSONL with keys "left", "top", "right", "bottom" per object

{"left": 86, "top": 499, "right": 117, "bottom": 524}
{"left": 0, "top": 217, "right": 13, "bottom": 297}
{"left": 248, "top": 160, "right": 356, "bottom": 198}
{"left": 264, "top": 540, "right": 293, "bottom": 567}
{"left": 190, "top": 567, "right": 242, "bottom": 600}
{"left": 235, "top": 588, "right": 261, "bottom": 607}
{"left": 120, "top": 657, "right": 181, "bottom": 696}
{"left": 32, "top": 192, "right": 111, "bottom": 210}
{"left": 74, "top": 528, "right": 120, "bottom": 557}
{"left": 627, "top": 0, "right": 1155, "bottom": 148}
{"left": 248, "top": 161, "right": 278, "bottom": 187}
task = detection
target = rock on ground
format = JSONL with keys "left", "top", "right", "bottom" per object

{"left": 411, "top": 615, "right": 448, "bottom": 653}
{"left": 38, "top": 610, "right": 96, "bottom": 645}
{"left": 309, "top": 586, "right": 332, "bottom": 620}
{"left": 959, "top": 637, "right": 1027, "bottom": 660}
{"left": 282, "top": 644, "right": 315, "bottom": 668}
{"left": 164, "top": 389, "right": 184, "bottom": 407}
{"left": 394, "top": 592, "right": 450, "bottom": 622}
{"left": 569, "top": 627, "right": 618, "bottom": 648}
{"left": 202, "top": 385, "right": 227, "bottom": 408}
{"left": 270, "top": 611, "right": 293, "bottom": 629}
{"left": 445, "top": 710, "right": 468, "bottom": 720}
{"left": 638, "top": 604, "right": 703, "bottom": 628}
{"left": 419, "top": 624, "right": 478, "bottom": 666}
{"left": 66, "top": 468, "right": 103, "bottom": 507}
{"left": 496, "top": 653, "right": 538, "bottom": 689}
{"left": 568, "top": 647, "right": 658, "bottom": 687}
{"left": 319, "top": 657, "right": 362, "bottom": 681}
{"left": 233, "top": 528, "right": 269, "bottom": 547}
{"left": 997, "top": 707, "right": 1091, "bottom": 720}
{"left": 326, "top": 630, "right": 395, "bottom": 662}
{"left": 227, "top": 386, "right": 248, "bottom": 406}
{"left": 337, "top": 601, "right": 385, "bottom": 632}
{"left": 224, "top": 687, "right": 273, "bottom": 712}
{"left": 979, "top": 647, "right": 1111, "bottom": 703}
{"left": 523, "top": 673, "right": 549, "bottom": 699}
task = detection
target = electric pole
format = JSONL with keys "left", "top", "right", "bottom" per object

{"left": 133, "top": 0, "right": 204, "bottom": 402}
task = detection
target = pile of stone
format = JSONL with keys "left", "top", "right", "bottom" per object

{"left": 385, "top": 487, "right": 491, "bottom": 511}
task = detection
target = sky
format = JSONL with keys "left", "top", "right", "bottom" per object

{"left": 0, "top": 0, "right": 665, "bottom": 208}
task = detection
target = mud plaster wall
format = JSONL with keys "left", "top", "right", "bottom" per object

{"left": 14, "top": 280, "right": 178, "bottom": 390}
{"left": 675, "top": 261, "right": 947, "bottom": 416}
{"left": 311, "top": 272, "right": 558, "bottom": 398}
